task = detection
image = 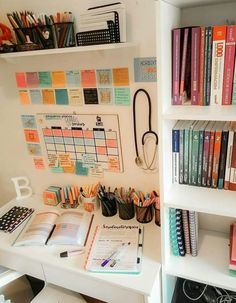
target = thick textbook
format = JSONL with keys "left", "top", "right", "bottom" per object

{"left": 13, "top": 210, "right": 93, "bottom": 246}
{"left": 85, "top": 224, "right": 143, "bottom": 274}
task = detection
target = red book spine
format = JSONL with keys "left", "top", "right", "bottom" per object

{"left": 207, "top": 130, "right": 215, "bottom": 187}
{"left": 198, "top": 27, "right": 205, "bottom": 106}
{"left": 222, "top": 25, "right": 236, "bottom": 105}
{"left": 229, "top": 132, "right": 236, "bottom": 191}
{"left": 180, "top": 28, "right": 189, "bottom": 102}
{"left": 172, "top": 29, "right": 182, "bottom": 105}
{"left": 191, "top": 27, "right": 200, "bottom": 105}
{"left": 211, "top": 130, "right": 222, "bottom": 188}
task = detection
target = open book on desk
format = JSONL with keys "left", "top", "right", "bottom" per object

{"left": 84, "top": 224, "right": 143, "bottom": 274}
{"left": 13, "top": 210, "right": 93, "bottom": 247}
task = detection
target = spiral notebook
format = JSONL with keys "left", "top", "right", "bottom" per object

{"left": 84, "top": 224, "right": 143, "bottom": 274}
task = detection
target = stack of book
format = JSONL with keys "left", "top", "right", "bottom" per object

{"left": 172, "top": 25, "right": 236, "bottom": 105}
{"left": 172, "top": 120, "right": 236, "bottom": 190}
{"left": 169, "top": 208, "right": 198, "bottom": 257}
{"left": 230, "top": 222, "right": 236, "bottom": 276}
{"left": 76, "top": 2, "right": 126, "bottom": 46}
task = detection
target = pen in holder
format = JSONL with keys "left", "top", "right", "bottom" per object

{"left": 135, "top": 204, "right": 154, "bottom": 224}
{"left": 154, "top": 195, "right": 161, "bottom": 226}
{"left": 53, "top": 22, "right": 76, "bottom": 48}
{"left": 97, "top": 185, "right": 117, "bottom": 217}
{"left": 117, "top": 201, "right": 135, "bottom": 220}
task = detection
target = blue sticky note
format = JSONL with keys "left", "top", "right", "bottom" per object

{"left": 55, "top": 89, "right": 69, "bottom": 105}
{"left": 134, "top": 57, "right": 157, "bottom": 82}
{"left": 75, "top": 161, "right": 88, "bottom": 176}
{"left": 21, "top": 115, "right": 37, "bottom": 129}
{"left": 30, "top": 89, "right": 42, "bottom": 104}
{"left": 66, "top": 71, "right": 80, "bottom": 86}
{"left": 51, "top": 167, "right": 64, "bottom": 173}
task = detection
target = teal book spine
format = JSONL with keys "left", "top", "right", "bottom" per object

{"left": 169, "top": 208, "right": 179, "bottom": 256}
{"left": 183, "top": 128, "right": 189, "bottom": 184}
{"left": 191, "top": 130, "right": 200, "bottom": 185}
{"left": 179, "top": 129, "right": 185, "bottom": 184}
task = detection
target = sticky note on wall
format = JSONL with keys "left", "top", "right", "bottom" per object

{"left": 15, "top": 72, "right": 27, "bottom": 88}
{"left": 26, "top": 72, "right": 39, "bottom": 88}
{"left": 19, "top": 90, "right": 30, "bottom": 105}
{"left": 52, "top": 71, "right": 66, "bottom": 87}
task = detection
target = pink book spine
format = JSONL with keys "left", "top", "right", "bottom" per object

{"left": 222, "top": 25, "right": 236, "bottom": 105}
{"left": 172, "top": 29, "right": 182, "bottom": 105}
{"left": 191, "top": 27, "right": 200, "bottom": 105}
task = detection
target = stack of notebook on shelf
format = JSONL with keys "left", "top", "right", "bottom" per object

{"left": 169, "top": 208, "right": 198, "bottom": 257}
{"left": 230, "top": 222, "right": 236, "bottom": 276}
{"left": 76, "top": 2, "right": 126, "bottom": 46}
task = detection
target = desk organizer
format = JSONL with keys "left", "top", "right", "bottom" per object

{"left": 80, "top": 196, "right": 99, "bottom": 212}
{"left": 135, "top": 204, "right": 154, "bottom": 224}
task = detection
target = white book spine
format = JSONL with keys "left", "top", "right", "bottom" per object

{"left": 224, "top": 130, "right": 234, "bottom": 189}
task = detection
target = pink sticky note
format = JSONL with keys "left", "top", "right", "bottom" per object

{"left": 15, "top": 72, "right": 27, "bottom": 88}
{"left": 33, "top": 158, "right": 45, "bottom": 170}
{"left": 81, "top": 70, "right": 96, "bottom": 87}
{"left": 26, "top": 72, "right": 39, "bottom": 88}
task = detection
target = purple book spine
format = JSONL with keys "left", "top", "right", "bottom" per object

{"left": 191, "top": 27, "right": 200, "bottom": 105}
{"left": 172, "top": 29, "right": 182, "bottom": 105}
{"left": 201, "top": 130, "right": 211, "bottom": 186}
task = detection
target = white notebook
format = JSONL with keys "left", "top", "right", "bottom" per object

{"left": 84, "top": 224, "right": 143, "bottom": 274}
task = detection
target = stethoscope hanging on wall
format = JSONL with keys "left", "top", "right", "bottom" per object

{"left": 133, "top": 89, "right": 158, "bottom": 172}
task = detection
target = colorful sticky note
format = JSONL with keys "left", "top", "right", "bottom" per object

{"left": 21, "top": 115, "right": 37, "bottom": 129}
{"left": 51, "top": 167, "right": 64, "bottom": 173}
{"left": 30, "top": 89, "right": 42, "bottom": 104}
{"left": 24, "top": 129, "right": 40, "bottom": 143}
{"left": 52, "top": 71, "right": 66, "bottom": 87}
{"left": 38, "top": 71, "right": 52, "bottom": 87}
{"left": 75, "top": 161, "right": 88, "bottom": 176}
{"left": 98, "top": 88, "right": 113, "bottom": 104}
{"left": 108, "top": 156, "right": 120, "bottom": 172}
{"left": 114, "top": 88, "right": 131, "bottom": 105}
{"left": 89, "top": 164, "right": 104, "bottom": 178}
{"left": 42, "top": 89, "right": 55, "bottom": 104}
{"left": 112, "top": 68, "right": 129, "bottom": 86}
{"left": 81, "top": 70, "right": 96, "bottom": 87}
{"left": 68, "top": 89, "right": 84, "bottom": 106}
{"left": 19, "top": 90, "right": 30, "bottom": 105}
{"left": 26, "top": 72, "right": 39, "bottom": 88}
{"left": 134, "top": 57, "right": 157, "bottom": 82}
{"left": 96, "top": 69, "right": 112, "bottom": 87}
{"left": 33, "top": 157, "right": 45, "bottom": 170}
{"left": 82, "top": 154, "right": 96, "bottom": 168}
{"left": 55, "top": 89, "right": 69, "bottom": 105}
{"left": 83, "top": 88, "right": 98, "bottom": 104}
{"left": 66, "top": 71, "right": 80, "bottom": 86}
{"left": 15, "top": 72, "right": 27, "bottom": 88}
{"left": 27, "top": 144, "right": 41, "bottom": 156}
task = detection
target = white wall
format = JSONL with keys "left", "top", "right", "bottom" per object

{"left": 0, "top": 0, "right": 158, "bottom": 204}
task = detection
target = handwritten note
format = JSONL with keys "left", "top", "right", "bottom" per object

{"left": 24, "top": 130, "right": 40, "bottom": 143}
{"left": 81, "top": 70, "right": 96, "bottom": 87}
{"left": 42, "top": 89, "right": 55, "bottom": 104}
{"left": 19, "top": 90, "right": 30, "bottom": 105}
{"left": 33, "top": 158, "right": 45, "bottom": 170}
{"left": 114, "top": 88, "right": 130, "bottom": 105}
{"left": 112, "top": 68, "right": 129, "bottom": 86}
{"left": 68, "top": 89, "right": 84, "bottom": 106}
{"left": 52, "top": 71, "right": 66, "bottom": 87}
{"left": 55, "top": 89, "right": 69, "bottom": 105}
{"left": 26, "top": 72, "right": 39, "bottom": 88}
{"left": 15, "top": 72, "right": 27, "bottom": 88}
{"left": 30, "top": 90, "right": 42, "bottom": 104}
{"left": 38, "top": 71, "right": 52, "bottom": 87}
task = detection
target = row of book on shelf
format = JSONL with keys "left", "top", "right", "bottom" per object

{"left": 169, "top": 208, "right": 198, "bottom": 257}
{"left": 172, "top": 120, "right": 236, "bottom": 190}
{"left": 172, "top": 25, "right": 236, "bottom": 106}
{"left": 230, "top": 222, "right": 236, "bottom": 276}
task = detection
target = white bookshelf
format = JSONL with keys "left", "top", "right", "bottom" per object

{"left": 0, "top": 42, "right": 136, "bottom": 61}
{"left": 156, "top": 0, "right": 236, "bottom": 302}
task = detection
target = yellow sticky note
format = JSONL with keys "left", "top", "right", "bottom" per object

{"left": 42, "top": 89, "right": 55, "bottom": 104}
{"left": 19, "top": 90, "right": 30, "bottom": 105}
{"left": 112, "top": 68, "right": 129, "bottom": 86}
{"left": 52, "top": 71, "right": 66, "bottom": 87}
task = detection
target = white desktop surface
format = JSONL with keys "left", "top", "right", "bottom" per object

{"left": 0, "top": 195, "right": 161, "bottom": 303}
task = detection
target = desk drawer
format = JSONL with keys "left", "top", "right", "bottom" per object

{"left": 43, "top": 265, "right": 144, "bottom": 303}
{"left": 0, "top": 251, "right": 44, "bottom": 280}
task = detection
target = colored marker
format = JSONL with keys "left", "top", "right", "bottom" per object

{"left": 60, "top": 248, "right": 85, "bottom": 258}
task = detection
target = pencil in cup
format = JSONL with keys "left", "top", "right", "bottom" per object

{"left": 81, "top": 196, "right": 99, "bottom": 212}
{"left": 99, "top": 195, "right": 117, "bottom": 217}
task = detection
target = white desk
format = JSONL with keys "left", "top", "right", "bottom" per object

{"left": 0, "top": 195, "right": 161, "bottom": 303}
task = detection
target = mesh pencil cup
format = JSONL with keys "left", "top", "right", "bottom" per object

{"left": 154, "top": 203, "right": 161, "bottom": 226}
{"left": 100, "top": 196, "right": 117, "bottom": 217}
{"left": 81, "top": 196, "right": 99, "bottom": 212}
{"left": 117, "top": 201, "right": 135, "bottom": 220}
{"left": 135, "top": 203, "right": 154, "bottom": 224}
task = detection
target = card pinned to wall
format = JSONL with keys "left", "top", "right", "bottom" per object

{"left": 24, "top": 129, "right": 40, "bottom": 143}
{"left": 66, "top": 70, "right": 80, "bottom": 87}
{"left": 30, "top": 90, "right": 42, "bottom": 104}
{"left": 75, "top": 161, "right": 89, "bottom": 176}
{"left": 134, "top": 57, "right": 157, "bottom": 82}
{"left": 19, "top": 90, "right": 30, "bottom": 105}
{"left": 33, "top": 157, "right": 45, "bottom": 170}
{"left": 83, "top": 88, "right": 98, "bottom": 104}
{"left": 98, "top": 88, "right": 113, "bottom": 104}
{"left": 96, "top": 69, "right": 112, "bottom": 87}
{"left": 21, "top": 115, "right": 37, "bottom": 129}
{"left": 82, "top": 154, "right": 96, "bottom": 168}
{"left": 15, "top": 72, "right": 27, "bottom": 88}
{"left": 52, "top": 71, "right": 66, "bottom": 87}
{"left": 108, "top": 156, "right": 120, "bottom": 172}
{"left": 113, "top": 68, "right": 129, "bottom": 86}
{"left": 89, "top": 164, "right": 104, "bottom": 178}
{"left": 38, "top": 71, "right": 52, "bottom": 87}
{"left": 26, "top": 72, "right": 39, "bottom": 88}
{"left": 27, "top": 144, "right": 41, "bottom": 156}
{"left": 42, "top": 89, "right": 55, "bottom": 104}
{"left": 81, "top": 70, "right": 96, "bottom": 87}
{"left": 114, "top": 87, "right": 130, "bottom": 105}
{"left": 68, "top": 89, "right": 84, "bottom": 106}
{"left": 55, "top": 89, "right": 69, "bottom": 105}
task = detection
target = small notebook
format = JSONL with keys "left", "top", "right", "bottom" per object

{"left": 0, "top": 206, "right": 34, "bottom": 233}
{"left": 84, "top": 224, "right": 143, "bottom": 274}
